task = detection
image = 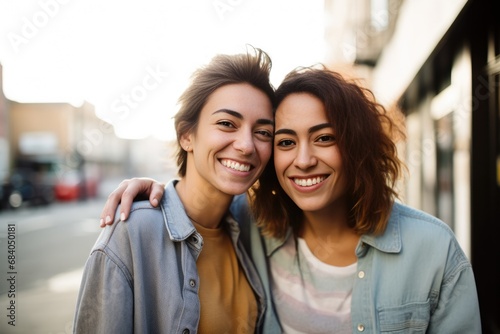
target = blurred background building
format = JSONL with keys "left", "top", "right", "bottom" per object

{"left": 0, "top": 0, "right": 498, "bottom": 331}
{"left": 0, "top": 66, "right": 175, "bottom": 208}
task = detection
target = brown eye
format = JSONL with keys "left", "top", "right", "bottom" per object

{"left": 217, "top": 120, "right": 235, "bottom": 128}
{"left": 276, "top": 139, "right": 295, "bottom": 147}
{"left": 317, "top": 135, "right": 336, "bottom": 143}
{"left": 255, "top": 129, "right": 273, "bottom": 139}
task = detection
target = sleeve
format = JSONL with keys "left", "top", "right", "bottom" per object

{"left": 73, "top": 250, "right": 134, "bottom": 334}
{"left": 428, "top": 254, "right": 482, "bottom": 333}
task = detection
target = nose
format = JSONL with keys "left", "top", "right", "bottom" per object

{"left": 233, "top": 131, "right": 256, "bottom": 155}
{"left": 294, "top": 144, "right": 317, "bottom": 169}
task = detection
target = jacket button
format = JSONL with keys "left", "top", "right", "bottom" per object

{"left": 182, "top": 329, "right": 190, "bottom": 334}
{"left": 358, "top": 270, "right": 365, "bottom": 279}
{"left": 189, "top": 279, "right": 196, "bottom": 287}
{"left": 357, "top": 324, "right": 365, "bottom": 332}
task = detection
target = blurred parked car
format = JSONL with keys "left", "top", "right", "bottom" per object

{"left": 0, "top": 169, "right": 55, "bottom": 209}
{"left": 54, "top": 170, "right": 98, "bottom": 201}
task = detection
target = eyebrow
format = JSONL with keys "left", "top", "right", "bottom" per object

{"left": 275, "top": 122, "right": 332, "bottom": 136}
{"left": 212, "top": 108, "right": 274, "bottom": 126}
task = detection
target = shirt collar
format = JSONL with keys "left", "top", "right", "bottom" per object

{"left": 358, "top": 203, "right": 402, "bottom": 254}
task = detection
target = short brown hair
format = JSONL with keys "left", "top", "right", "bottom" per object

{"left": 174, "top": 47, "right": 275, "bottom": 176}
{"left": 250, "top": 66, "right": 404, "bottom": 239}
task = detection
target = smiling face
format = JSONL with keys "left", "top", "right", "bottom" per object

{"left": 182, "top": 83, "right": 274, "bottom": 196}
{"left": 273, "top": 92, "right": 348, "bottom": 213}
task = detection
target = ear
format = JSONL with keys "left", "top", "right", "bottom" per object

{"left": 179, "top": 132, "right": 193, "bottom": 152}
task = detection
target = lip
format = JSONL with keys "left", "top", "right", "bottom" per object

{"left": 220, "top": 158, "right": 254, "bottom": 173}
{"left": 288, "top": 175, "right": 328, "bottom": 192}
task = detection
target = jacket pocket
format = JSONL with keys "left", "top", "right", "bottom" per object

{"left": 378, "top": 300, "right": 430, "bottom": 333}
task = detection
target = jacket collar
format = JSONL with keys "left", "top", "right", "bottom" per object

{"left": 264, "top": 202, "right": 403, "bottom": 257}
{"left": 160, "top": 179, "right": 197, "bottom": 241}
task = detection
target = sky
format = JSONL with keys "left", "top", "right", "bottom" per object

{"left": 0, "top": 0, "right": 326, "bottom": 140}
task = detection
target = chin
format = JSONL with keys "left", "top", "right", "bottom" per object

{"left": 293, "top": 199, "right": 326, "bottom": 212}
{"left": 221, "top": 184, "right": 252, "bottom": 196}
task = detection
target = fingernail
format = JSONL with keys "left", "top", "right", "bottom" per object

{"left": 152, "top": 198, "right": 159, "bottom": 207}
{"left": 120, "top": 212, "right": 126, "bottom": 221}
{"left": 105, "top": 215, "right": 112, "bottom": 224}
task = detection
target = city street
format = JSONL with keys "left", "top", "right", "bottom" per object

{"left": 0, "top": 197, "right": 106, "bottom": 334}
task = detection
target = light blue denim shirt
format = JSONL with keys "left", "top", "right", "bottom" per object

{"left": 73, "top": 180, "right": 266, "bottom": 334}
{"left": 232, "top": 195, "right": 482, "bottom": 333}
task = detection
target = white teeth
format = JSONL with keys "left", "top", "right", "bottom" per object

{"left": 221, "top": 159, "right": 251, "bottom": 172}
{"left": 293, "top": 176, "right": 326, "bottom": 187}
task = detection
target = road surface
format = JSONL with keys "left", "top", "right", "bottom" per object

{"left": 0, "top": 199, "right": 104, "bottom": 334}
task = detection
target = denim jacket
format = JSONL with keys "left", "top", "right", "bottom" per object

{"left": 232, "top": 195, "right": 482, "bottom": 334}
{"left": 73, "top": 180, "right": 266, "bottom": 334}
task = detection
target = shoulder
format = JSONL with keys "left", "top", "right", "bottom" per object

{"left": 392, "top": 202, "right": 454, "bottom": 238}
{"left": 93, "top": 200, "right": 165, "bottom": 251}
{"left": 390, "top": 202, "right": 469, "bottom": 263}
{"left": 125, "top": 200, "right": 164, "bottom": 227}
{"left": 366, "top": 202, "right": 465, "bottom": 258}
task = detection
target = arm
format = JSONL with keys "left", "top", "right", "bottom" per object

{"left": 428, "top": 260, "right": 482, "bottom": 333}
{"left": 100, "top": 177, "right": 165, "bottom": 227}
{"left": 73, "top": 250, "right": 134, "bottom": 333}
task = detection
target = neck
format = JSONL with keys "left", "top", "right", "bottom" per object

{"left": 175, "top": 177, "right": 233, "bottom": 229}
{"left": 300, "top": 204, "right": 359, "bottom": 266}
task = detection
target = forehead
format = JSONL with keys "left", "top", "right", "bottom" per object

{"left": 202, "top": 83, "right": 273, "bottom": 119}
{"left": 275, "top": 93, "right": 327, "bottom": 127}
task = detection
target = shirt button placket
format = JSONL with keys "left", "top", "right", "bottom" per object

{"left": 356, "top": 270, "right": 366, "bottom": 332}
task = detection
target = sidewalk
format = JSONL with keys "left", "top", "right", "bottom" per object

{"left": 0, "top": 268, "right": 83, "bottom": 334}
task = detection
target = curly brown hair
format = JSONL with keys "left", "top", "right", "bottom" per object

{"left": 249, "top": 66, "right": 404, "bottom": 239}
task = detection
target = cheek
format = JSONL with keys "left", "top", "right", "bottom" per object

{"left": 273, "top": 151, "right": 287, "bottom": 175}
{"left": 331, "top": 151, "right": 344, "bottom": 171}
{"left": 256, "top": 141, "right": 273, "bottom": 162}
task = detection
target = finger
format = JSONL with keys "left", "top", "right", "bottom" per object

{"left": 99, "top": 180, "right": 130, "bottom": 227}
{"left": 149, "top": 181, "right": 166, "bottom": 207}
{"left": 119, "top": 186, "right": 138, "bottom": 221}
{"left": 99, "top": 177, "right": 163, "bottom": 226}
{"left": 119, "top": 177, "right": 160, "bottom": 220}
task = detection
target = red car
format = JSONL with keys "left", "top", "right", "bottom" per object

{"left": 54, "top": 171, "right": 98, "bottom": 201}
